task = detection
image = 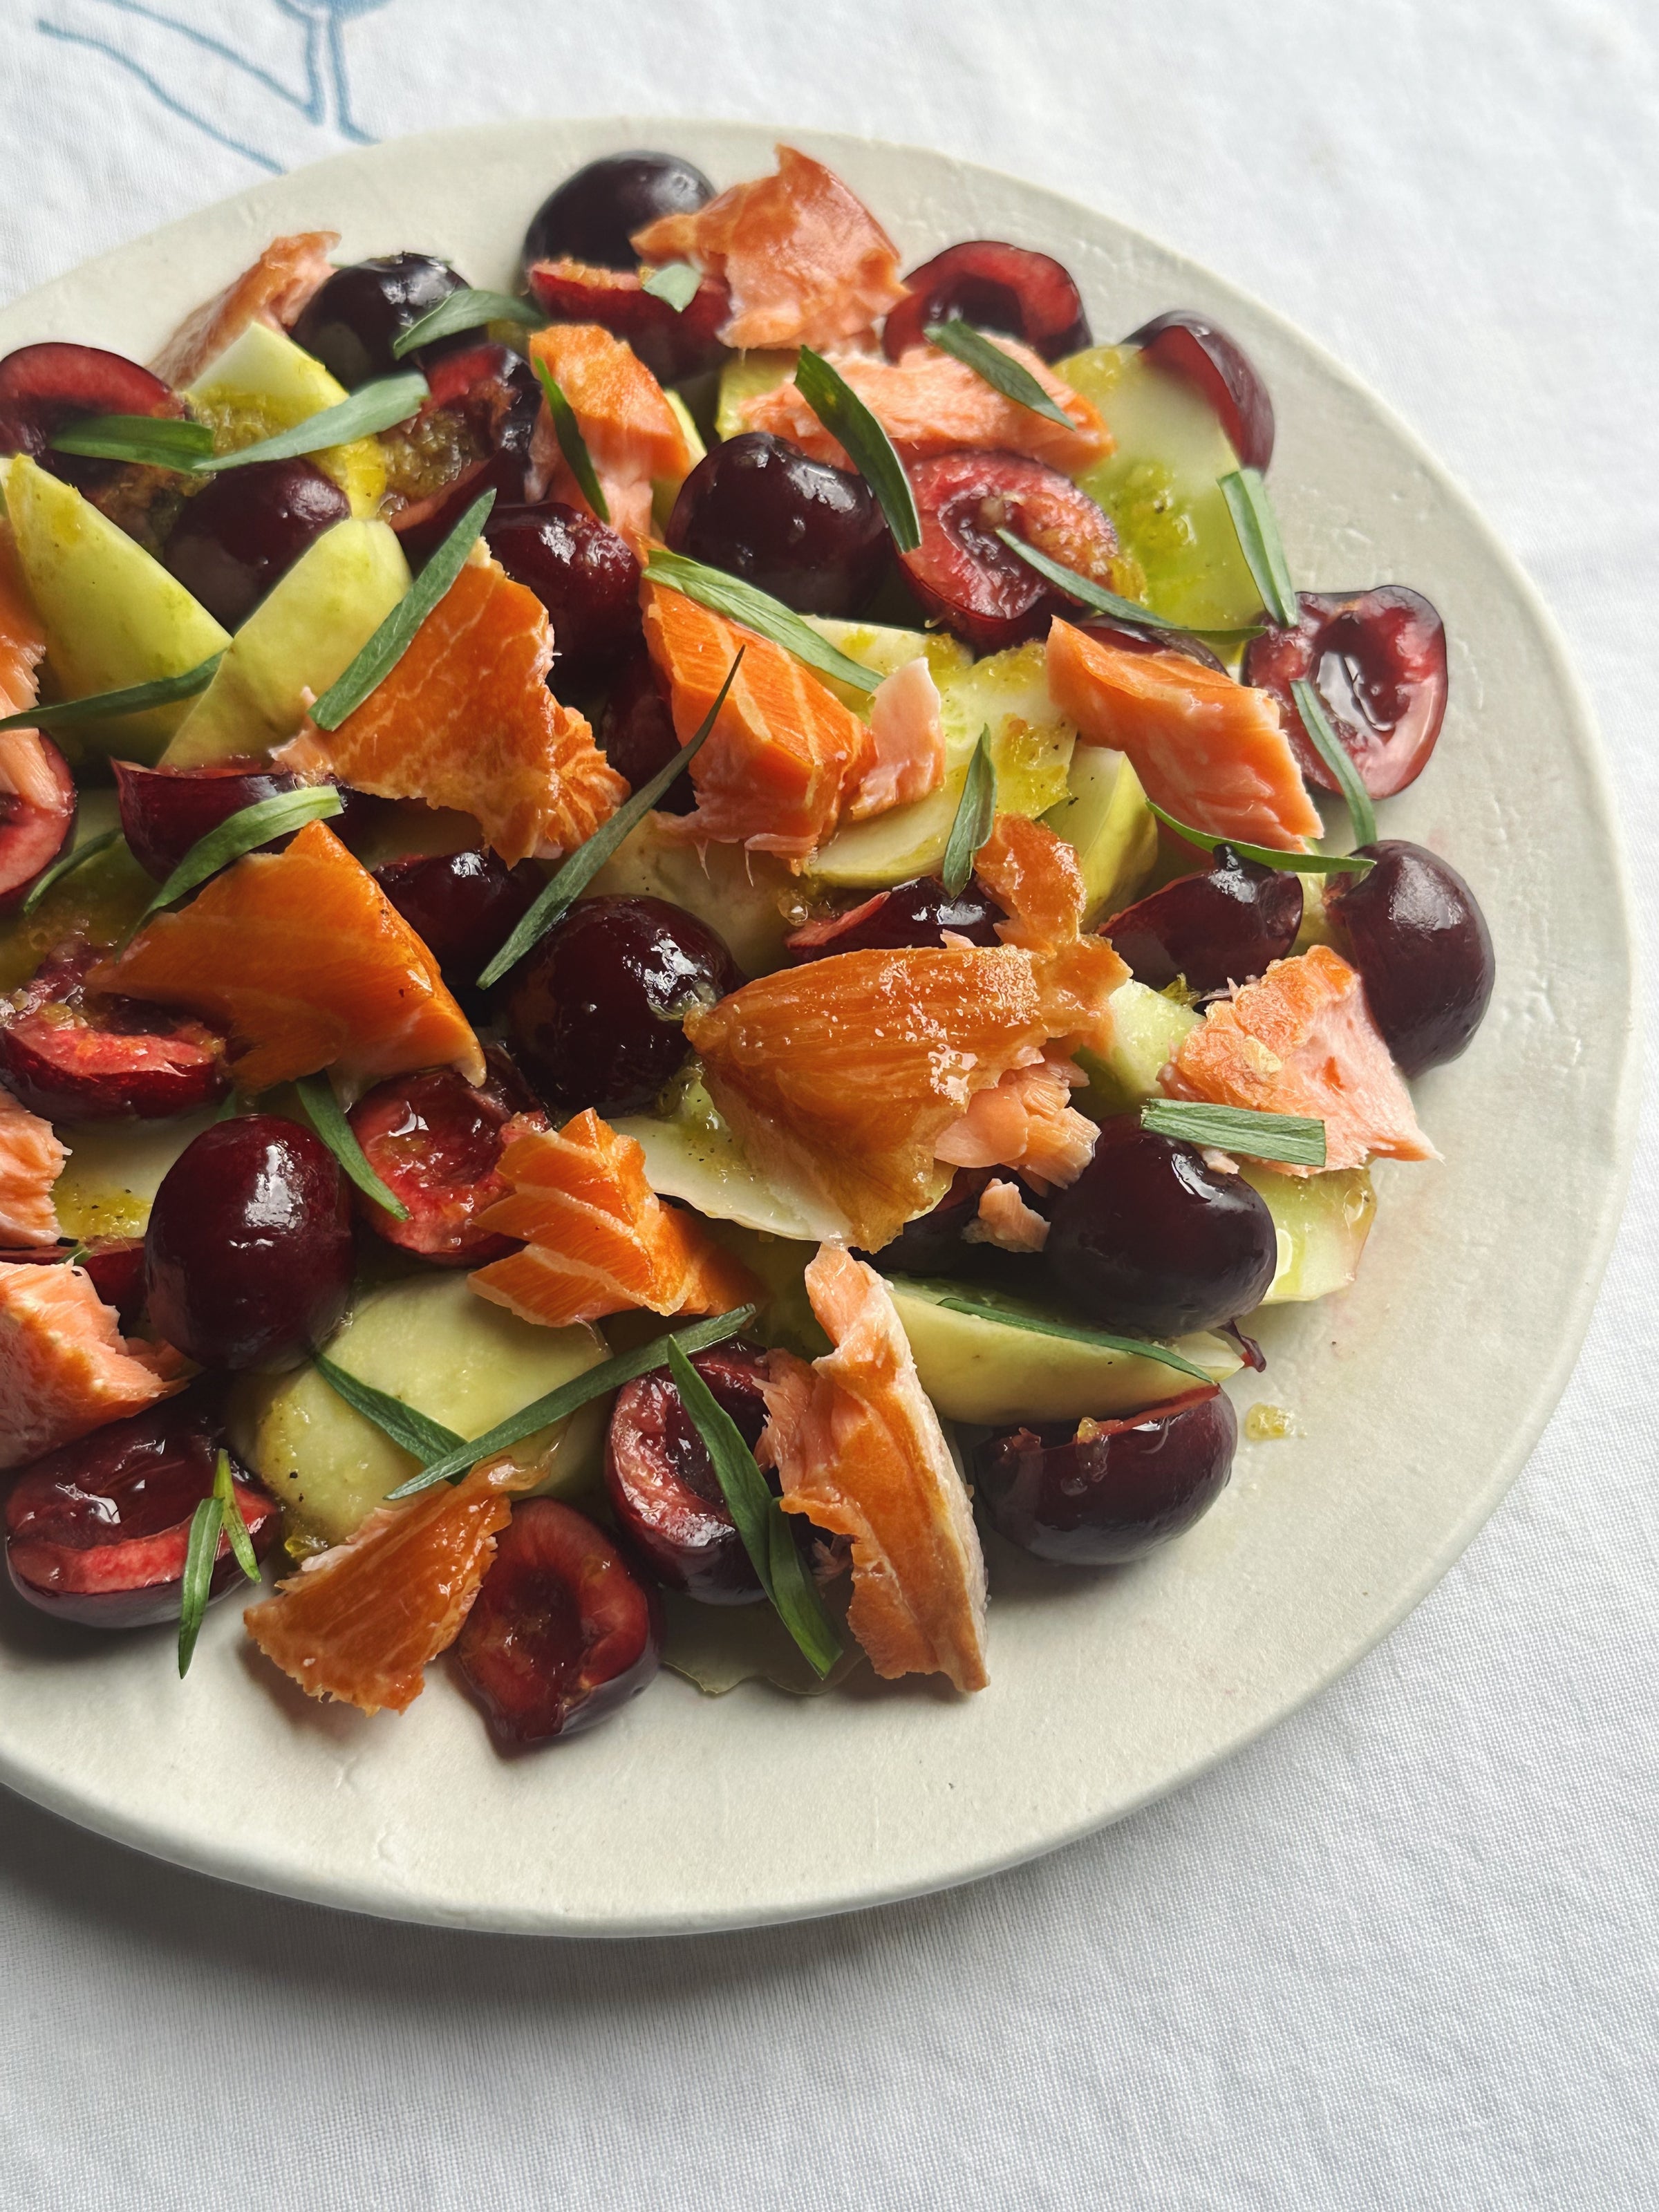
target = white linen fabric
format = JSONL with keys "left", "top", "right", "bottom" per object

{"left": 0, "top": 1, "right": 1654, "bottom": 2205}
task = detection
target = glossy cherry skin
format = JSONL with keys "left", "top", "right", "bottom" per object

{"left": 112, "top": 758, "right": 373, "bottom": 879}
{"left": 290, "top": 252, "right": 467, "bottom": 388}
{"left": 1103, "top": 845, "right": 1302, "bottom": 994}
{"left": 976, "top": 1385, "right": 1236, "bottom": 1565}
{"left": 0, "top": 341, "right": 183, "bottom": 489}
{"left": 597, "top": 651, "right": 695, "bottom": 812}
{"left": 1324, "top": 840, "right": 1495, "bottom": 1076}
{"left": 144, "top": 1116, "right": 353, "bottom": 1371}
{"left": 903, "top": 451, "right": 1120, "bottom": 652}
{"left": 786, "top": 875, "right": 1006, "bottom": 960}
{"left": 1125, "top": 311, "right": 1275, "bottom": 471}
{"left": 498, "top": 894, "right": 742, "bottom": 1117}
{"left": 1244, "top": 587, "right": 1449, "bottom": 800}
{"left": 162, "top": 459, "right": 349, "bottom": 628}
{"left": 666, "top": 433, "right": 888, "bottom": 617}
{"left": 525, "top": 259, "right": 731, "bottom": 385}
{"left": 1045, "top": 1118, "right": 1277, "bottom": 1336}
{"left": 0, "top": 733, "right": 76, "bottom": 914}
{"left": 484, "top": 502, "right": 642, "bottom": 689}
{"left": 372, "top": 847, "right": 540, "bottom": 995}
{"left": 5, "top": 1393, "right": 276, "bottom": 1627}
{"left": 606, "top": 1342, "right": 771, "bottom": 1603}
{"left": 346, "top": 1068, "right": 523, "bottom": 1266}
{"left": 455, "top": 1498, "right": 662, "bottom": 1747}
{"left": 521, "top": 151, "right": 715, "bottom": 272}
{"left": 389, "top": 344, "right": 542, "bottom": 565}
{"left": 883, "top": 241, "right": 1091, "bottom": 362}
{"left": 859, "top": 1167, "right": 995, "bottom": 1275}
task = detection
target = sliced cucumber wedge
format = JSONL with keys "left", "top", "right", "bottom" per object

{"left": 1245, "top": 1163, "right": 1376, "bottom": 1304}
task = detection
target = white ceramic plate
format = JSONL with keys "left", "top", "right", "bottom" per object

{"left": 0, "top": 120, "right": 1636, "bottom": 1936}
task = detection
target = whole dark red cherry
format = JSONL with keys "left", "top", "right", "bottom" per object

{"left": 499, "top": 894, "right": 742, "bottom": 1116}
{"left": 455, "top": 1498, "right": 662, "bottom": 1747}
{"left": 525, "top": 259, "right": 731, "bottom": 385}
{"left": 975, "top": 1385, "right": 1236, "bottom": 1565}
{"left": 290, "top": 252, "right": 467, "bottom": 388}
{"left": 606, "top": 1342, "right": 771, "bottom": 1602}
{"left": 5, "top": 1393, "right": 277, "bottom": 1627}
{"left": 144, "top": 1116, "right": 352, "bottom": 1371}
{"left": 1103, "top": 845, "right": 1302, "bottom": 994}
{"left": 372, "top": 847, "right": 539, "bottom": 994}
{"left": 484, "top": 502, "right": 642, "bottom": 690}
{"left": 903, "top": 451, "right": 1120, "bottom": 652}
{"left": 161, "top": 458, "right": 349, "bottom": 628}
{"left": 597, "top": 651, "right": 695, "bottom": 812}
{"left": 0, "top": 733, "right": 76, "bottom": 914}
{"left": 666, "top": 433, "right": 888, "bottom": 617}
{"left": 346, "top": 1068, "right": 522, "bottom": 1266}
{"left": 0, "top": 341, "right": 183, "bottom": 489}
{"left": 0, "top": 943, "right": 230, "bottom": 1122}
{"left": 1125, "top": 310, "right": 1275, "bottom": 471}
{"left": 1244, "top": 587, "right": 1449, "bottom": 800}
{"left": 521, "top": 151, "right": 715, "bottom": 272}
{"left": 1324, "top": 839, "right": 1494, "bottom": 1076}
{"left": 786, "top": 874, "right": 1007, "bottom": 959}
{"left": 1045, "top": 1118, "right": 1277, "bottom": 1336}
{"left": 883, "top": 241, "right": 1091, "bottom": 363}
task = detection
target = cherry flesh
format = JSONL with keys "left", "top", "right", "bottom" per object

{"left": 483, "top": 502, "right": 642, "bottom": 689}
{"left": 0, "top": 733, "right": 77, "bottom": 914}
{"left": 597, "top": 652, "right": 695, "bottom": 812}
{"left": 883, "top": 241, "right": 1091, "bottom": 363}
{"left": 371, "top": 847, "right": 539, "bottom": 995}
{"left": 0, "top": 945, "right": 229, "bottom": 1121}
{"left": 1103, "top": 845, "right": 1303, "bottom": 994}
{"left": 388, "top": 344, "right": 541, "bottom": 565}
{"left": 525, "top": 259, "right": 731, "bottom": 386}
{"left": 162, "top": 458, "right": 349, "bottom": 628}
{"left": 1044, "top": 1118, "right": 1277, "bottom": 1336}
{"left": 290, "top": 253, "right": 467, "bottom": 388}
{"left": 498, "top": 894, "right": 742, "bottom": 1117}
{"left": 346, "top": 1068, "right": 522, "bottom": 1266}
{"left": 0, "top": 341, "right": 183, "bottom": 489}
{"left": 5, "top": 1393, "right": 276, "bottom": 1628}
{"left": 144, "top": 1115, "right": 352, "bottom": 1371}
{"left": 605, "top": 1342, "right": 771, "bottom": 1603}
{"left": 1125, "top": 311, "right": 1275, "bottom": 471}
{"left": 1244, "top": 587, "right": 1449, "bottom": 800}
{"left": 787, "top": 875, "right": 1006, "bottom": 960}
{"left": 976, "top": 1385, "right": 1236, "bottom": 1565}
{"left": 666, "top": 433, "right": 888, "bottom": 617}
{"left": 903, "top": 451, "right": 1121, "bottom": 653}
{"left": 455, "top": 1497, "right": 662, "bottom": 1746}
{"left": 1323, "top": 839, "right": 1495, "bottom": 1076}
{"left": 522, "top": 151, "right": 715, "bottom": 272}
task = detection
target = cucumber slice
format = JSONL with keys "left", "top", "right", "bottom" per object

{"left": 804, "top": 617, "right": 973, "bottom": 715}
{"left": 613, "top": 1075, "right": 853, "bottom": 1243}
{"left": 1042, "top": 746, "right": 1156, "bottom": 924}
{"left": 1076, "top": 980, "right": 1201, "bottom": 1114}
{"left": 583, "top": 811, "right": 798, "bottom": 976}
{"left": 1244, "top": 1163, "right": 1376, "bottom": 1304}
{"left": 714, "top": 349, "right": 798, "bottom": 440}
{"left": 187, "top": 321, "right": 386, "bottom": 516}
{"left": 51, "top": 1107, "right": 221, "bottom": 1243}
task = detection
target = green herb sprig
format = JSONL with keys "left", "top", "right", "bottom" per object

{"left": 793, "top": 346, "right": 920, "bottom": 552}
{"left": 392, "top": 288, "right": 542, "bottom": 357}
{"left": 641, "top": 550, "right": 879, "bottom": 695}
{"left": 924, "top": 320, "right": 1075, "bottom": 429}
{"left": 1147, "top": 800, "right": 1374, "bottom": 876}
{"left": 0, "top": 655, "right": 222, "bottom": 735}
{"left": 19, "top": 829, "right": 120, "bottom": 919}
{"left": 310, "top": 488, "right": 495, "bottom": 730}
{"left": 639, "top": 263, "right": 702, "bottom": 311}
{"left": 995, "top": 528, "right": 1262, "bottom": 641}
{"left": 178, "top": 1452, "right": 262, "bottom": 1676}
{"left": 295, "top": 1074, "right": 410, "bottom": 1219}
{"left": 52, "top": 375, "right": 430, "bottom": 476}
{"left": 1141, "top": 1098, "right": 1327, "bottom": 1168}
{"left": 315, "top": 1356, "right": 463, "bottom": 1462}
{"left": 131, "top": 785, "right": 344, "bottom": 930}
{"left": 533, "top": 358, "right": 609, "bottom": 523}
{"left": 1290, "top": 676, "right": 1378, "bottom": 850}
{"left": 50, "top": 415, "right": 215, "bottom": 469}
{"left": 1217, "top": 467, "right": 1299, "bottom": 628}
{"left": 940, "top": 727, "right": 996, "bottom": 897}
{"left": 924, "top": 1288, "right": 1215, "bottom": 1380}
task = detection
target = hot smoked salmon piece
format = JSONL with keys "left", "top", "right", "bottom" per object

{"left": 967, "top": 1177, "right": 1050, "bottom": 1253}
{"left": 245, "top": 1457, "right": 516, "bottom": 1715}
{"left": 742, "top": 340, "right": 1109, "bottom": 476}
{"left": 641, "top": 580, "right": 872, "bottom": 861}
{"left": 93, "top": 819, "right": 485, "bottom": 1096}
{"left": 848, "top": 656, "right": 946, "bottom": 821}
{"left": 631, "top": 144, "right": 906, "bottom": 352}
{"left": 469, "top": 1111, "right": 760, "bottom": 1329}
{"left": 0, "top": 523, "right": 74, "bottom": 946}
{"left": 935, "top": 1053, "right": 1097, "bottom": 1190}
{"left": 151, "top": 231, "right": 339, "bottom": 386}
{"left": 0, "top": 1090, "right": 66, "bottom": 1248}
{"left": 1046, "top": 617, "right": 1322, "bottom": 853}
{"left": 974, "top": 812, "right": 1127, "bottom": 1054}
{"left": 527, "top": 324, "right": 693, "bottom": 543}
{"left": 0, "top": 1261, "right": 180, "bottom": 1472}
{"left": 285, "top": 553, "right": 625, "bottom": 865}
{"left": 1166, "top": 944, "right": 1436, "bottom": 1174}
{"left": 760, "top": 1246, "right": 988, "bottom": 1692}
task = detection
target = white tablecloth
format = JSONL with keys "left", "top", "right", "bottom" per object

{"left": 2, "top": 3, "right": 1653, "bottom": 2204}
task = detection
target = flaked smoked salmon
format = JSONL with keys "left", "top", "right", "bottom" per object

{"left": 1166, "top": 944, "right": 1437, "bottom": 1173}
{"left": 151, "top": 231, "right": 339, "bottom": 386}
{"left": 631, "top": 144, "right": 906, "bottom": 352}
{"left": 0, "top": 1261, "right": 180, "bottom": 1471}
{"left": 849, "top": 655, "right": 946, "bottom": 821}
{"left": 527, "top": 324, "right": 693, "bottom": 543}
{"left": 93, "top": 819, "right": 485, "bottom": 1095}
{"left": 935, "top": 1053, "right": 1097, "bottom": 1190}
{"left": 0, "top": 1090, "right": 66, "bottom": 1248}
{"left": 975, "top": 812, "right": 1128, "bottom": 1055}
{"left": 1046, "top": 617, "right": 1322, "bottom": 853}
{"left": 966, "top": 1177, "right": 1050, "bottom": 1252}
{"left": 760, "top": 1246, "right": 988, "bottom": 1691}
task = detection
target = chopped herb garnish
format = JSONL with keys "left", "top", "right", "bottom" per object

{"left": 476, "top": 648, "right": 744, "bottom": 989}
{"left": 667, "top": 1338, "right": 841, "bottom": 1678}
{"left": 793, "top": 346, "right": 920, "bottom": 552}
{"left": 639, "top": 263, "right": 702, "bottom": 312}
{"left": 1218, "top": 467, "right": 1300, "bottom": 628}
{"left": 641, "top": 550, "right": 879, "bottom": 694}
{"left": 210, "top": 371, "right": 430, "bottom": 471}
{"left": 1140, "top": 1098, "right": 1327, "bottom": 1168}
{"left": 132, "top": 785, "right": 344, "bottom": 929}
{"left": 0, "top": 655, "right": 221, "bottom": 735}
{"left": 1147, "top": 799, "right": 1374, "bottom": 875}
{"left": 940, "top": 727, "right": 995, "bottom": 897}
{"left": 294, "top": 1074, "right": 411, "bottom": 1219}
{"left": 315, "top": 1354, "right": 465, "bottom": 1463}
{"left": 533, "top": 357, "right": 609, "bottom": 523}
{"left": 1290, "top": 676, "right": 1378, "bottom": 850}
{"left": 19, "top": 828, "right": 120, "bottom": 919}
{"left": 391, "top": 288, "right": 542, "bottom": 357}
{"left": 924, "top": 319, "right": 1076, "bottom": 429}
{"left": 176, "top": 1492, "right": 223, "bottom": 1676}
{"left": 928, "top": 1291, "right": 1215, "bottom": 1380}
{"left": 50, "top": 413, "right": 216, "bottom": 469}
{"left": 214, "top": 1449, "right": 263, "bottom": 1584}
{"left": 309, "top": 487, "right": 495, "bottom": 731}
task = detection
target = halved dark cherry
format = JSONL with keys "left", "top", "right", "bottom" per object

{"left": 0, "top": 341, "right": 184, "bottom": 489}
{"left": 0, "top": 944, "right": 229, "bottom": 1121}
{"left": 484, "top": 502, "right": 642, "bottom": 689}
{"left": 976, "top": 1385, "right": 1236, "bottom": 1565}
{"left": 605, "top": 1342, "right": 771, "bottom": 1602}
{"left": 1244, "top": 587, "right": 1449, "bottom": 800}
{"left": 1125, "top": 311, "right": 1275, "bottom": 471}
{"left": 902, "top": 451, "right": 1121, "bottom": 652}
{"left": 1103, "top": 845, "right": 1302, "bottom": 993}
{"left": 372, "top": 847, "right": 540, "bottom": 995}
{"left": 455, "top": 1497, "right": 662, "bottom": 1746}
{"left": 525, "top": 259, "right": 731, "bottom": 386}
{"left": 5, "top": 1392, "right": 276, "bottom": 1627}
{"left": 0, "top": 733, "right": 77, "bottom": 914}
{"left": 666, "top": 433, "right": 888, "bottom": 617}
{"left": 597, "top": 651, "right": 694, "bottom": 812}
{"left": 787, "top": 874, "right": 1006, "bottom": 959}
{"left": 883, "top": 241, "right": 1091, "bottom": 363}
{"left": 1324, "top": 839, "right": 1495, "bottom": 1076}
{"left": 114, "top": 758, "right": 302, "bottom": 881}
{"left": 386, "top": 343, "right": 541, "bottom": 565}
{"left": 162, "top": 458, "right": 350, "bottom": 628}
{"left": 523, "top": 151, "right": 717, "bottom": 272}
{"left": 346, "top": 1068, "right": 525, "bottom": 1265}
{"left": 289, "top": 252, "right": 467, "bottom": 388}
